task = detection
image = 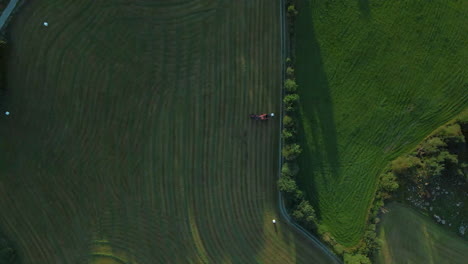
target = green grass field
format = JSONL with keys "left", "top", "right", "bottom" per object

{"left": 295, "top": 0, "right": 468, "bottom": 247}
{"left": 0, "top": 0, "right": 335, "bottom": 263}
{"left": 376, "top": 202, "right": 468, "bottom": 264}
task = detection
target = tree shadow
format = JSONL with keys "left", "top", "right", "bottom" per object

{"left": 295, "top": 0, "right": 340, "bottom": 221}
{"left": 358, "top": 0, "right": 371, "bottom": 19}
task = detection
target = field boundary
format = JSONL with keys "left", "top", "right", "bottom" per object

{"left": 277, "top": 1, "right": 342, "bottom": 263}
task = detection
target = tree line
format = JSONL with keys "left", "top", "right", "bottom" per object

{"left": 278, "top": 57, "right": 319, "bottom": 230}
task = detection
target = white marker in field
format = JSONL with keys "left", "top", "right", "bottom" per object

{"left": 5, "top": 111, "right": 10, "bottom": 116}
{"left": 43, "top": 22, "right": 48, "bottom": 27}
{"left": 272, "top": 219, "right": 276, "bottom": 224}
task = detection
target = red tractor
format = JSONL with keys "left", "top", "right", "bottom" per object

{"left": 250, "top": 113, "right": 275, "bottom": 121}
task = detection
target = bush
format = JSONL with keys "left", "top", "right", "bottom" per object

{"left": 294, "top": 189, "right": 304, "bottom": 201}
{"left": 379, "top": 172, "right": 399, "bottom": 193}
{"left": 282, "top": 144, "right": 302, "bottom": 160}
{"left": 391, "top": 155, "right": 421, "bottom": 175}
{"left": 284, "top": 79, "right": 298, "bottom": 93}
{"left": 284, "top": 94, "right": 299, "bottom": 112}
{"left": 286, "top": 67, "right": 294, "bottom": 78}
{"left": 283, "top": 115, "right": 294, "bottom": 128}
{"left": 281, "top": 161, "right": 299, "bottom": 177}
{"left": 292, "top": 200, "right": 317, "bottom": 228}
{"left": 277, "top": 176, "right": 297, "bottom": 193}
{"left": 343, "top": 253, "right": 371, "bottom": 264}
{"left": 419, "top": 137, "right": 446, "bottom": 156}
{"left": 282, "top": 128, "right": 295, "bottom": 141}
{"left": 333, "top": 244, "right": 345, "bottom": 255}
{"left": 284, "top": 93, "right": 299, "bottom": 104}
{"left": 436, "top": 123, "right": 462, "bottom": 138}
{"left": 287, "top": 5, "right": 298, "bottom": 17}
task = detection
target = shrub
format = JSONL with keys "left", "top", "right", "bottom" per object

{"left": 292, "top": 200, "right": 317, "bottom": 228}
{"left": 333, "top": 244, "right": 345, "bottom": 255}
{"left": 344, "top": 253, "right": 371, "bottom": 264}
{"left": 283, "top": 115, "right": 294, "bottom": 128}
{"left": 391, "top": 155, "right": 421, "bottom": 175}
{"left": 436, "top": 123, "right": 462, "bottom": 138}
{"left": 284, "top": 93, "right": 299, "bottom": 104}
{"left": 294, "top": 189, "right": 304, "bottom": 201}
{"left": 287, "top": 5, "right": 298, "bottom": 17}
{"left": 419, "top": 137, "right": 446, "bottom": 156}
{"left": 282, "top": 128, "right": 295, "bottom": 141}
{"left": 277, "top": 176, "right": 297, "bottom": 193}
{"left": 284, "top": 79, "right": 298, "bottom": 93}
{"left": 284, "top": 94, "right": 299, "bottom": 112}
{"left": 282, "top": 144, "right": 302, "bottom": 160}
{"left": 281, "top": 161, "right": 299, "bottom": 177}
{"left": 286, "top": 66, "right": 294, "bottom": 77}
{"left": 379, "top": 172, "right": 399, "bottom": 193}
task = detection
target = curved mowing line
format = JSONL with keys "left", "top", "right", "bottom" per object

{"left": 277, "top": 1, "right": 342, "bottom": 263}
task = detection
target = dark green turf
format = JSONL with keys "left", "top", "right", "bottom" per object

{"left": 296, "top": 0, "right": 468, "bottom": 246}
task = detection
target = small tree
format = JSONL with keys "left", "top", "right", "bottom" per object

{"left": 287, "top": 5, "right": 298, "bottom": 17}
{"left": 282, "top": 128, "right": 295, "bottom": 141}
{"left": 292, "top": 200, "right": 317, "bottom": 228}
{"left": 277, "top": 176, "right": 297, "bottom": 193}
{"left": 380, "top": 172, "right": 399, "bottom": 193}
{"left": 283, "top": 115, "right": 294, "bottom": 128}
{"left": 419, "top": 137, "right": 446, "bottom": 156}
{"left": 284, "top": 79, "right": 298, "bottom": 93}
{"left": 282, "top": 161, "right": 299, "bottom": 177}
{"left": 286, "top": 67, "right": 295, "bottom": 78}
{"left": 284, "top": 93, "right": 299, "bottom": 104}
{"left": 284, "top": 94, "right": 300, "bottom": 112}
{"left": 343, "top": 253, "right": 371, "bottom": 264}
{"left": 294, "top": 189, "right": 304, "bottom": 201}
{"left": 282, "top": 144, "right": 302, "bottom": 160}
{"left": 391, "top": 155, "right": 421, "bottom": 175}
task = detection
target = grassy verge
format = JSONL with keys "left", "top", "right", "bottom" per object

{"left": 376, "top": 202, "right": 468, "bottom": 264}
{"left": 296, "top": 0, "right": 468, "bottom": 249}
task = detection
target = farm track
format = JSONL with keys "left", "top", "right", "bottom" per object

{"left": 0, "top": 0, "right": 335, "bottom": 263}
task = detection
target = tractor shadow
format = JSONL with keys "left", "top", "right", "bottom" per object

{"left": 295, "top": 0, "right": 340, "bottom": 222}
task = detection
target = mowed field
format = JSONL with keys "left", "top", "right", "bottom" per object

{"left": 376, "top": 203, "right": 468, "bottom": 264}
{"left": 0, "top": 0, "right": 335, "bottom": 263}
{"left": 295, "top": 0, "right": 468, "bottom": 247}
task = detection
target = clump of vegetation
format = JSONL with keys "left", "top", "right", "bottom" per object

{"left": 389, "top": 114, "right": 468, "bottom": 238}
{"left": 284, "top": 78, "right": 297, "bottom": 93}
{"left": 283, "top": 115, "right": 294, "bottom": 128}
{"left": 343, "top": 253, "right": 371, "bottom": 264}
{"left": 281, "top": 161, "right": 299, "bottom": 177}
{"left": 283, "top": 94, "right": 299, "bottom": 112}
